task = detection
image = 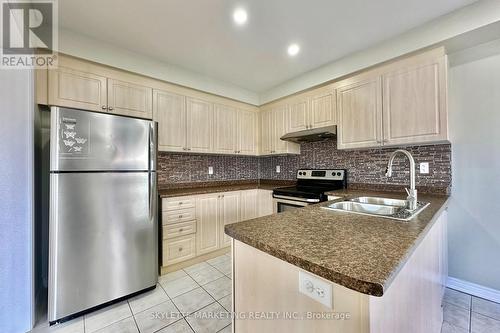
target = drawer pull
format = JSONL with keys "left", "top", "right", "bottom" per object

{"left": 178, "top": 247, "right": 183, "bottom": 252}
{"left": 178, "top": 215, "right": 183, "bottom": 218}
{"left": 179, "top": 228, "right": 184, "bottom": 232}
{"left": 178, "top": 202, "right": 183, "bottom": 205}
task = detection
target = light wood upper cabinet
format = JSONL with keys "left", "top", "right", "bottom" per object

{"left": 336, "top": 47, "right": 448, "bottom": 149}
{"left": 337, "top": 75, "right": 382, "bottom": 149}
{"left": 214, "top": 104, "right": 238, "bottom": 154}
{"left": 107, "top": 79, "right": 153, "bottom": 119}
{"left": 219, "top": 192, "right": 240, "bottom": 248}
{"left": 48, "top": 66, "right": 107, "bottom": 112}
{"left": 196, "top": 194, "right": 220, "bottom": 255}
{"left": 186, "top": 97, "right": 214, "bottom": 153}
{"left": 260, "top": 108, "right": 273, "bottom": 155}
{"left": 238, "top": 110, "right": 258, "bottom": 155}
{"left": 289, "top": 96, "right": 309, "bottom": 132}
{"left": 153, "top": 89, "right": 187, "bottom": 152}
{"left": 382, "top": 56, "right": 448, "bottom": 146}
{"left": 272, "top": 104, "right": 290, "bottom": 154}
{"left": 310, "top": 87, "right": 336, "bottom": 128}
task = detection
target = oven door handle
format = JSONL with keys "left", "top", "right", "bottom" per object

{"left": 272, "top": 194, "right": 320, "bottom": 203}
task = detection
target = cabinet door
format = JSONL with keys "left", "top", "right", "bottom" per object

{"left": 196, "top": 195, "right": 219, "bottom": 255}
{"left": 186, "top": 97, "right": 213, "bottom": 153}
{"left": 153, "top": 90, "right": 187, "bottom": 152}
{"left": 240, "top": 190, "right": 259, "bottom": 221}
{"left": 238, "top": 110, "right": 257, "bottom": 155}
{"left": 257, "top": 190, "right": 274, "bottom": 217}
{"left": 214, "top": 104, "right": 237, "bottom": 154}
{"left": 336, "top": 76, "right": 383, "bottom": 149}
{"left": 382, "top": 57, "right": 448, "bottom": 146}
{"left": 310, "top": 88, "right": 336, "bottom": 128}
{"left": 288, "top": 96, "right": 309, "bottom": 132}
{"left": 272, "top": 104, "right": 289, "bottom": 154}
{"left": 260, "top": 109, "right": 273, "bottom": 155}
{"left": 48, "top": 67, "right": 107, "bottom": 112}
{"left": 107, "top": 79, "right": 153, "bottom": 119}
{"left": 219, "top": 192, "right": 240, "bottom": 248}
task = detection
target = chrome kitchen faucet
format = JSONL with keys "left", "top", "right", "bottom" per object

{"left": 385, "top": 149, "right": 418, "bottom": 211}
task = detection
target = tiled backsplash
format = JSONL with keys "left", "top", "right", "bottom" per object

{"left": 158, "top": 139, "right": 451, "bottom": 191}
{"left": 158, "top": 153, "right": 259, "bottom": 184}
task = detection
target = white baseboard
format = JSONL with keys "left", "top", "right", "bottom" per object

{"left": 447, "top": 277, "right": 500, "bottom": 304}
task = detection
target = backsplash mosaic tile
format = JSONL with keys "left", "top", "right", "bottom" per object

{"left": 158, "top": 138, "right": 451, "bottom": 192}
{"left": 158, "top": 152, "right": 259, "bottom": 184}
{"left": 259, "top": 139, "right": 452, "bottom": 190}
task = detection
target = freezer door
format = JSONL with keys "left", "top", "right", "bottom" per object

{"left": 48, "top": 172, "right": 158, "bottom": 321}
{"left": 50, "top": 107, "right": 152, "bottom": 171}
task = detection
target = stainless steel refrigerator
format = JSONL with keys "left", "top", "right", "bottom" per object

{"left": 48, "top": 107, "right": 158, "bottom": 323}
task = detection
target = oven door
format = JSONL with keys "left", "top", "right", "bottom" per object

{"left": 273, "top": 195, "right": 319, "bottom": 213}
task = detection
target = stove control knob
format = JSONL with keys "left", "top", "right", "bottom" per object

{"left": 337, "top": 172, "right": 342, "bottom": 176}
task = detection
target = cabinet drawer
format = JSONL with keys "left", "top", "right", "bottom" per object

{"left": 162, "top": 235, "right": 196, "bottom": 266}
{"left": 162, "top": 208, "right": 196, "bottom": 225}
{"left": 163, "top": 197, "right": 196, "bottom": 211}
{"left": 163, "top": 221, "right": 196, "bottom": 239}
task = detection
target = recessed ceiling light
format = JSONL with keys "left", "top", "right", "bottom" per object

{"left": 233, "top": 8, "right": 248, "bottom": 25}
{"left": 288, "top": 43, "right": 300, "bottom": 57}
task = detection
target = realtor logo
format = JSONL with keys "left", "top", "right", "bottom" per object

{"left": 1, "top": 0, "right": 58, "bottom": 68}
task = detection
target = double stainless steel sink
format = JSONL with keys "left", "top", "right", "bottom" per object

{"left": 323, "top": 196, "right": 429, "bottom": 221}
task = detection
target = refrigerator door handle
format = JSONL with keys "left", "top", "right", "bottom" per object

{"left": 149, "top": 171, "right": 158, "bottom": 223}
{"left": 149, "top": 121, "right": 158, "bottom": 172}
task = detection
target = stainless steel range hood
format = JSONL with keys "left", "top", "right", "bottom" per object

{"left": 280, "top": 125, "right": 337, "bottom": 143}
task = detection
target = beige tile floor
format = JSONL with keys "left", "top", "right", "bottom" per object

{"left": 32, "top": 254, "right": 500, "bottom": 333}
{"left": 442, "top": 288, "right": 500, "bottom": 333}
{"left": 32, "top": 253, "right": 232, "bottom": 333}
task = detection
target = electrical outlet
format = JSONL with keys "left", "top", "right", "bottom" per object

{"left": 208, "top": 166, "right": 213, "bottom": 175}
{"left": 276, "top": 165, "right": 281, "bottom": 173}
{"left": 299, "top": 271, "right": 332, "bottom": 308}
{"left": 419, "top": 162, "right": 429, "bottom": 174}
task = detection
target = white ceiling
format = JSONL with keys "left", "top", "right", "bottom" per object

{"left": 59, "top": 0, "right": 477, "bottom": 93}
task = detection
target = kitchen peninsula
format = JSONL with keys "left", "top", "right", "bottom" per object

{"left": 225, "top": 190, "right": 449, "bottom": 333}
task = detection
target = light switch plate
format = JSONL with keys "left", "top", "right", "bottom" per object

{"left": 299, "top": 271, "right": 333, "bottom": 308}
{"left": 208, "top": 166, "right": 213, "bottom": 175}
{"left": 420, "top": 162, "right": 429, "bottom": 174}
{"left": 276, "top": 165, "right": 281, "bottom": 173}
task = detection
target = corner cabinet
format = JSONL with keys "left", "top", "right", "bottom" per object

{"left": 336, "top": 47, "right": 448, "bottom": 150}
{"left": 260, "top": 103, "right": 300, "bottom": 155}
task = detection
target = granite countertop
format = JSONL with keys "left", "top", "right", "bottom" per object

{"left": 158, "top": 179, "right": 295, "bottom": 198}
{"left": 225, "top": 189, "right": 449, "bottom": 297}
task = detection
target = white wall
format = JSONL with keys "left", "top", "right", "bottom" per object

{"left": 0, "top": 70, "right": 34, "bottom": 332}
{"left": 59, "top": 29, "right": 260, "bottom": 106}
{"left": 448, "top": 45, "right": 500, "bottom": 291}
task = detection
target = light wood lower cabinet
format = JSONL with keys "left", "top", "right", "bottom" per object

{"left": 233, "top": 209, "right": 448, "bottom": 332}
{"left": 258, "top": 190, "right": 275, "bottom": 216}
{"left": 195, "top": 194, "right": 220, "bottom": 255}
{"left": 162, "top": 189, "right": 274, "bottom": 268}
{"left": 240, "top": 189, "right": 259, "bottom": 221}
{"left": 163, "top": 234, "right": 196, "bottom": 265}
{"left": 219, "top": 192, "right": 241, "bottom": 248}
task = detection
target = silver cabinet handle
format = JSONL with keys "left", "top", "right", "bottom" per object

{"left": 178, "top": 215, "right": 183, "bottom": 218}
{"left": 101, "top": 105, "right": 107, "bottom": 110}
{"left": 108, "top": 107, "right": 114, "bottom": 111}
{"left": 178, "top": 247, "right": 183, "bottom": 252}
{"left": 179, "top": 228, "right": 184, "bottom": 232}
{"left": 178, "top": 202, "right": 183, "bottom": 205}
